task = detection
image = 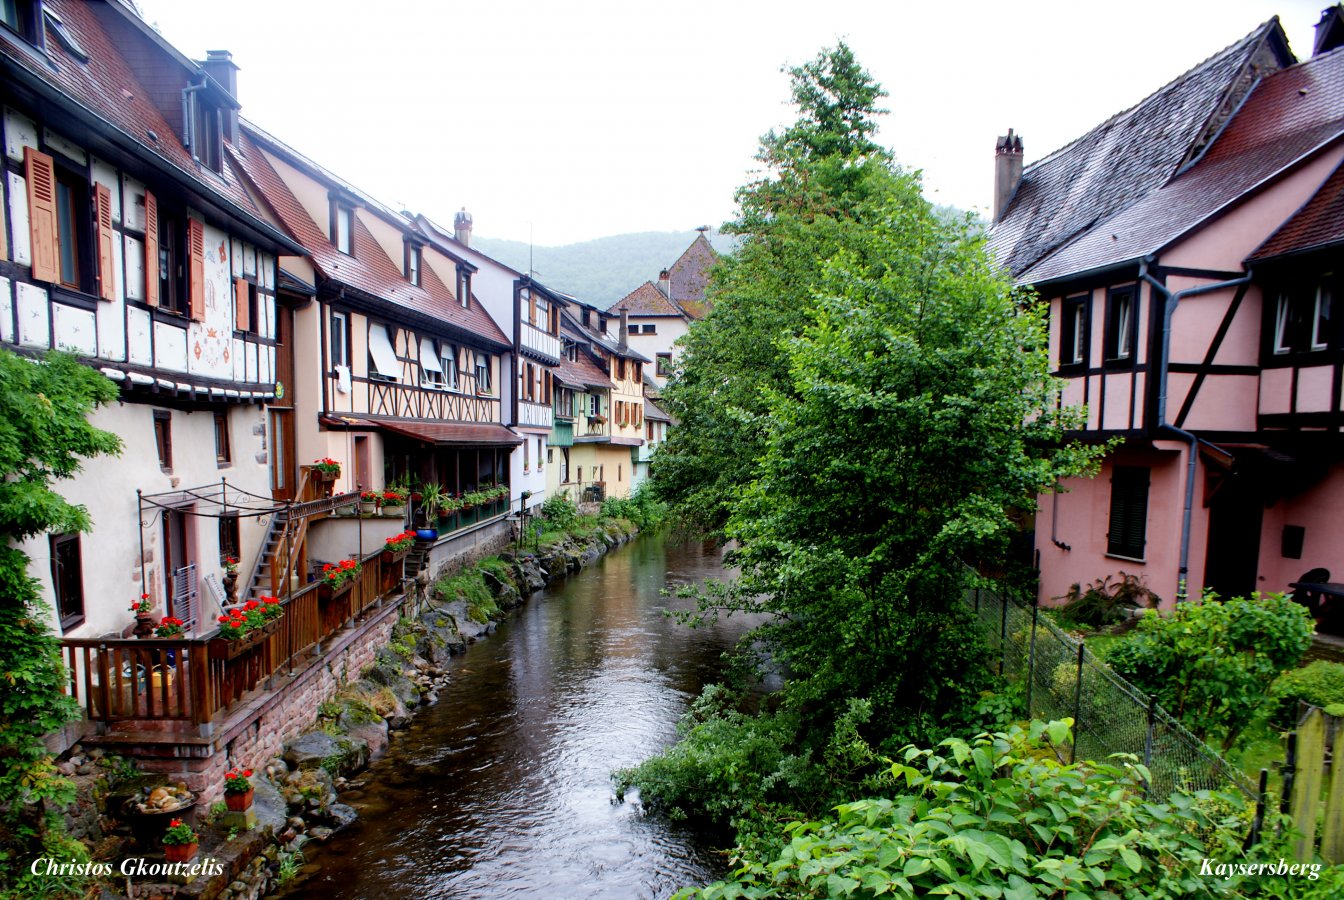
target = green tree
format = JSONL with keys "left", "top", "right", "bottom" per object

{"left": 0, "top": 350, "right": 120, "bottom": 894}
{"left": 652, "top": 42, "right": 899, "bottom": 534}
{"left": 1108, "top": 593, "right": 1313, "bottom": 751}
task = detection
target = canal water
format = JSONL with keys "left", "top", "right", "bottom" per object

{"left": 283, "top": 533, "right": 751, "bottom": 900}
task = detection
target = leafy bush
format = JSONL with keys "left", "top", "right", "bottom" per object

{"left": 1055, "top": 571, "right": 1158, "bottom": 629}
{"left": 1269, "top": 661, "right": 1344, "bottom": 730}
{"left": 599, "top": 484, "right": 667, "bottom": 530}
{"left": 539, "top": 493, "right": 578, "bottom": 531}
{"left": 677, "top": 719, "right": 1344, "bottom": 900}
{"left": 1108, "top": 593, "right": 1312, "bottom": 750}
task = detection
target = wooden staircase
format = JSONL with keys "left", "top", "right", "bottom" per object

{"left": 239, "top": 468, "right": 352, "bottom": 604}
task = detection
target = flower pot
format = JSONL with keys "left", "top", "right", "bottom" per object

{"left": 380, "top": 547, "right": 409, "bottom": 565}
{"left": 224, "top": 788, "right": 254, "bottom": 811}
{"left": 382, "top": 504, "right": 406, "bottom": 518}
{"left": 360, "top": 502, "right": 378, "bottom": 515}
{"left": 317, "top": 580, "right": 356, "bottom": 604}
{"left": 415, "top": 527, "right": 438, "bottom": 541}
{"left": 208, "top": 630, "right": 264, "bottom": 661}
{"left": 164, "top": 842, "right": 199, "bottom": 863}
{"left": 134, "top": 612, "right": 155, "bottom": 639}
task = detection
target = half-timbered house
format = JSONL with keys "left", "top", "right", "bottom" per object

{"left": 991, "top": 9, "right": 1344, "bottom": 619}
{"left": 0, "top": 0, "right": 304, "bottom": 642}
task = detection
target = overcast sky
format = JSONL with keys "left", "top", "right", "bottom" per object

{"left": 134, "top": 0, "right": 1325, "bottom": 247}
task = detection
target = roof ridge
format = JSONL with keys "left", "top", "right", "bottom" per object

{"left": 1022, "top": 19, "right": 1276, "bottom": 175}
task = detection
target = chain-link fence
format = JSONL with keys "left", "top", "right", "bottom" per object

{"left": 965, "top": 579, "right": 1261, "bottom": 805}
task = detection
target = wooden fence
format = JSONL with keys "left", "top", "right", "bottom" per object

{"left": 1283, "top": 705, "right": 1344, "bottom": 863}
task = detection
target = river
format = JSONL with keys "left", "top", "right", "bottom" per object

{"left": 282, "top": 533, "right": 752, "bottom": 900}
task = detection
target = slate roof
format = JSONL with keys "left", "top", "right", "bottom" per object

{"left": 0, "top": 0, "right": 293, "bottom": 250}
{"left": 561, "top": 306, "right": 651, "bottom": 363}
{"left": 1020, "top": 45, "right": 1344, "bottom": 284}
{"left": 611, "top": 281, "right": 682, "bottom": 316}
{"left": 667, "top": 232, "right": 717, "bottom": 317}
{"left": 230, "top": 125, "right": 508, "bottom": 349}
{"left": 644, "top": 397, "right": 671, "bottom": 422}
{"left": 989, "top": 19, "right": 1290, "bottom": 280}
{"left": 1251, "top": 156, "right": 1344, "bottom": 259}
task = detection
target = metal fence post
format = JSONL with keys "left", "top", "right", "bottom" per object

{"left": 1280, "top": 732, "right": 1298, "bottom": 820}
{"left": 999, "top": 594, "right": 1008, "bottom": 676}
{"left": 974, "top": 587, "right": 980, "bottom": 614}
{"left": 1244, "top": 768, "right": 1269, "bottom": 851}
{"left": 1143, "top": 695, "right": 1157, "bottom": 768}
{"left": 1070, "top": 642, "right": 1085, "bottom": 764}
{"left": 1025, "top": 599, "right": 1039, "bottom": 716}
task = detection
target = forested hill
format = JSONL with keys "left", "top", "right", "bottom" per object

{"left": 473, "top": 229, "right": 735, "bottom": 308}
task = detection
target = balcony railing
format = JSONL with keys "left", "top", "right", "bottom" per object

{"left": 518, "top": 400, "right": 553, "bottom": 429}
{"left": 521, "top": 321, "right": 562, "bottom": 361}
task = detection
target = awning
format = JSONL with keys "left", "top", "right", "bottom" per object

{"left": 419, "top": 337, "right": 443, "bottom": 373}
{"left": 369, "top": 325, "right": 400, "bottom": 379}
{"left": 376, "top": 420, "right": 522, "bottom": 447}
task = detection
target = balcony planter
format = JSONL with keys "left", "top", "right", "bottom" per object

{"left": 317, "top": 579, "right": 356, "bottom": 604}
{"left": 207, "top": 619, "right": 278, "bottom": 661}
{"left": 380, "top": 547, "right": 409, "bottom": 566}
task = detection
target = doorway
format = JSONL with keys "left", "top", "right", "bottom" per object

{"left": 1203, "top": 469, "right": 1264, "bottom": 601}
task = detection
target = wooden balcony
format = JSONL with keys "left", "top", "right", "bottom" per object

{"left": 521, "top": 321, "right": 562, "bottom": 362}
{"left": 518, "top": 399, "right": 553, "bottom": 429}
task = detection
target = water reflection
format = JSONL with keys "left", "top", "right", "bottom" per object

{"left": 283, "top": 533, "right": 750, "bottom": 900}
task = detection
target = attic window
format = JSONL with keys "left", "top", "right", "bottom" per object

{"left": 333, "top": 204, "right": 353, "bottom": 255}
{"left": 406, "top": 243, "right": 422, "bottom": 286}
{"left": 1, "top": 0, "right": 42, "bottom": 49}
{"left": 187, "top": 89, "right": 224, "bottom": 173}
{"left": 43, "top": 7, "right": 87, "bottom": 62}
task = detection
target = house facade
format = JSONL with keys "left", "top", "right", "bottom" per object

{"left": 991, "top": 9, "right": 1344, "bottom": 616}
{"left": 0, "top": 0, "right": 304, "bottom": 640}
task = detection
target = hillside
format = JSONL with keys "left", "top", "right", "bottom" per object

{"left": 473, "top": 229, "right": 735, "bottom": 308}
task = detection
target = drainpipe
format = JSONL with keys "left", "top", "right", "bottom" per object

{"left": 181, "top": 77, "right": 208, "bottom": 155}
{"left": 1138, "top": 256, "right": 1252, "bottom": 602}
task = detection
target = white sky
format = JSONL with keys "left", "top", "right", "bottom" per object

{"left": 134, "top": 0, "right": 1325, "bottom": 247}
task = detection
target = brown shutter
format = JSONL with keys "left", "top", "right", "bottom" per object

{"left": 95, "top": 184, "right": 115, "bottom": 301}
{"left": 187, "top": 217, "right": 205, "bottom": 322}
{"left": 234, "top": 276, "right": 250, "bottom": 332}
{"left": 143, "top": 190, "right": 159, "bottom": 307}
{"left": 23, "top": 147, "right": 59, "bottom": 283}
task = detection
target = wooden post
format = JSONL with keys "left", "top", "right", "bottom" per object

{"left": 1291, "top": 707, "right": 1326, "bottom": 862}
{"left": 1319, "top": 709, "right": 1344, "bottom": 863}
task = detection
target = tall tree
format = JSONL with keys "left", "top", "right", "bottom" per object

{"left": 652, "top": 43, "right": 898, "bottom": 533}
{"left": 0, "top": 350, "right": 120, "bottom": 891}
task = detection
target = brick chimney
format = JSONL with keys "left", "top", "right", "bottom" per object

{"left": 658, "top": 268, "right": 670, "bottom": 297}
{"left": 1315, "top": 5, "right": 1344, "bottom": 57}
{"left": 993, "top": 129, "right": 1024, "bottom": 224}
{"left": 453, "top": 207, "right": 473, "bottom": 247}
{"left": 200, "top": 50, "right": 239, "bottom": 143}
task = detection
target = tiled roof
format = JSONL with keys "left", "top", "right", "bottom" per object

{"left": 554, "top": 352, "right": 610, "bottom": 390}
{"left": 0, "top": 2, "right": 294, "bottom": 246}
{"left": 989, "top": 19, "right": 1288, "bottom": 279}
{"left": 230, "top": 127, "right": 508, "bottom": 348}
{"left": 1021, "top": 46, "right": 1344, "bottom": 284}
{"left": 611, "top": 281, "right": 682, "bottom": 316}
{"left": 668, "top": 233, "right": 718, "bottom": 316}
{"left": 561, "top": 307, "right": 652, "bottom": 363}
{"left": 644, "top": 397, "right": 671, "bottom": 422}
{"left": 1251, "top": 157, "right": 1344, "bottom": 259}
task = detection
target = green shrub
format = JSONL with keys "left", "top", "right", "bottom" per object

{"left": 599, "top": 484, "right": 667, "bottom": 530}
{"left": 539, "top": 493, "right": 578, "bottom": 530}
{"left": 1269, "top": 661, "right": 1344, "bottom": 730}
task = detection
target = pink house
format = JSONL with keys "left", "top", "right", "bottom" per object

{"left": 991, "top": 7, "right": 1344, "bottom": 622}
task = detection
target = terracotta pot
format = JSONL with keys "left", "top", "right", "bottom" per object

{"left": 224, "top": 788, "right": 253, "bottom": 811}
{"left": 163, "top": 841, "right": 199, "bottom": 863}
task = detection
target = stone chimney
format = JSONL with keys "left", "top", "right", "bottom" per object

{"left": 200, "top": 51, "right": 239, "bottom": 143}
{"left": 1315, "top": 5, "right": 1344, "bottom": 57}
{"left": 658, "top": 268, "right": 671, "bottom": 297}
{"left": 618, "top": 309, "right": 629, "bottom": 349}
{"left": 453, "top": 207, "right": 473, "bottom": 247}
{"left": 993, "top": 129, "right": 1024, "bottom": 224}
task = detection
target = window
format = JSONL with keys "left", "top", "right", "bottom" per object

{"left": 53, "top": 167, "right": 89, "bottom": 291}
{"left": 475, "top": 352, "right": 491, "bottom": 393}
{"left": 588, "top": 393, "right": 601, "bottom": 417}
{"left": 189, "top": 93, "right": 223, "bottom": 173}
{"left": 406, "top": 243, "right": 422, "bottom": 286}
{"left": 50, "top": 533, "right": 84, "bottom": 631}
{"left": 234, "top": 277, "right": 259, "bottom": 334}
{"left": 457, "top": 266, "right": 471, "bottom": 308}
{"left": 1272, "top": 279, "right": 1336, "bottom": 355}
{"left": 443, "top": 344, "right": 458, "bottom": 389}
{"left": 218, "top": 514, "right": 240, "bottom": 566}
{"left": 420, "top": 337, "right": 445, "bottom": 388}
{"left": 1, "top": 0, "right": 41, "bottom": 46}
{"left": 642, "top": 323, "right": 657, "bottom": 334}
{"left": 330, "top": 311, "right": 348, "bottom": 368}
{"left": 1106, "top": 465, "right": 1149, "bottom": 560}
{"left": 1104, "top": 287, "right": 1136, "bottom": 363}
{"left": 1313, "top": 284, "right": 1333, "bottom": 350}
{"left": 333, "top": 204, "right": 353, "bottom": 255}
{"left": 656, "top": 353, "right": 672, "bottom": 377}
{"left": 153, "top": 410, "right": 172, "bottom": 470}
{"left": 214, "top": 411, "right": 231, "bottom": 465}
{"left": 158, "top": 212, "right": 186, "bottom": 314}
{"left": 1059, "top": 295, "right": 1089, "bottom": 368}
{"left": 369, "top": 324, "right": 400, "bottom": 382}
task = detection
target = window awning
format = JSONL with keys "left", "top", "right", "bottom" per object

{"left": 419, "top": 338, "right": 442, "bottom": 373}
{"left": 369, "top": 325, "right": 400, "bottom": 379}
{"left": 375, "top": 420, "right": 522, "bottom": 447}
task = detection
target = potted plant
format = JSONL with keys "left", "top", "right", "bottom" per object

{"left": 223, "top": 767, "right": 254, "bottom": 811}
{"left": 161, "top": 818, "right": 199, "bottom": 863}
{"left": 131, "top": 593, "right": 154, "bottom": 637}
{"left": 418, "top": 483, "right": 447, "bottom": 524}
{"left": 382, "top": 530, "right": 415, "bottom": 563}
{"left": 318, "top": 559, "right": 361, "bottom": 601}
{"left": 360, "top": 490, "right": 381, "bottom": 515}
{"left": 311, "top": 457, "right": 341, "bottom": 480}
{"left": 154, "top": 616, "right": 185, "bottom": 638}
{"left": 381, "top": 487, "right": 409, "bottom": 518}
{"left": 222, "top": 556, "right": 240, "bottom": 604}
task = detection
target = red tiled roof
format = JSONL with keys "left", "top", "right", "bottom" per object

{"left": 1021, "top": 46, "right": 1344, "bottom": 284}
{"left": 554, "top": 352, "right": 609, "bottom": 390}
{"left": 1251, "top": 157, "right": 1344, "bottom": 259}
{"left": 230, "top": 127, "right": 508, "bottom": 347}
{"left": 668, "top": 233, "right": 717, "bottom": 316}
{"left": 365, "top": 419, "right": 521, "bottom": 446}
{"left": 0, "top": 2, "right": 277, "bottom": 236}
{"left": 611, "top": 281, "right": 682, "bottom": 316}
{"left": 990, "top": 20, "right": 1289, "bottom": 279}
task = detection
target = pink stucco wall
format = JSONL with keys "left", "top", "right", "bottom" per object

{"left": 1257, "top": 463, "right": 1344, "bottom": 596}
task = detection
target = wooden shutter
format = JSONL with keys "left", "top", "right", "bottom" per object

{"left": 234, "top": 276, "right": 250, "bottom": 332}
{"left": 143, "top": 190, "right": 159, "bottom": 307}
{"left": 187, "top": 217, "right": 205, "bottom": 322}
{"left": 95, "top": 184, "right": 115, "bottom": 300}
{"left": 1106, "top": 466, "right": 1150, "bottom": 559}
{"left": 24, "top": 147, "right": 59, "bottom": 283}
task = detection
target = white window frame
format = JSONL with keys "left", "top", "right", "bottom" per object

{"left": 1070, "top": 305, "right": 1086, "bottom": 364}
{"left": 369, "top": 324, "right": 400, "bottom": 382}
{"left": 1274, "top": 293, "right": 1292, "bottom": 355}
{"left": 442, "top": 345, "right": 458, "bottom": 390}
{"left": 474, "top": 352, "right": 491, "bottom": 393}
{"left": 1114, "top": 294, "right": 1133, "bottom": 360}
{"left": 330, "top": 311, "right": 348, "bottom": 369}
{"left": 419, "top": 337, "right": 444, "bottom": 388}
{"left": 334, "top": 206, "right": 353, "bottom": 255}
{"left": 1312, "top": 282, "right": 1332, "bottom": 351}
